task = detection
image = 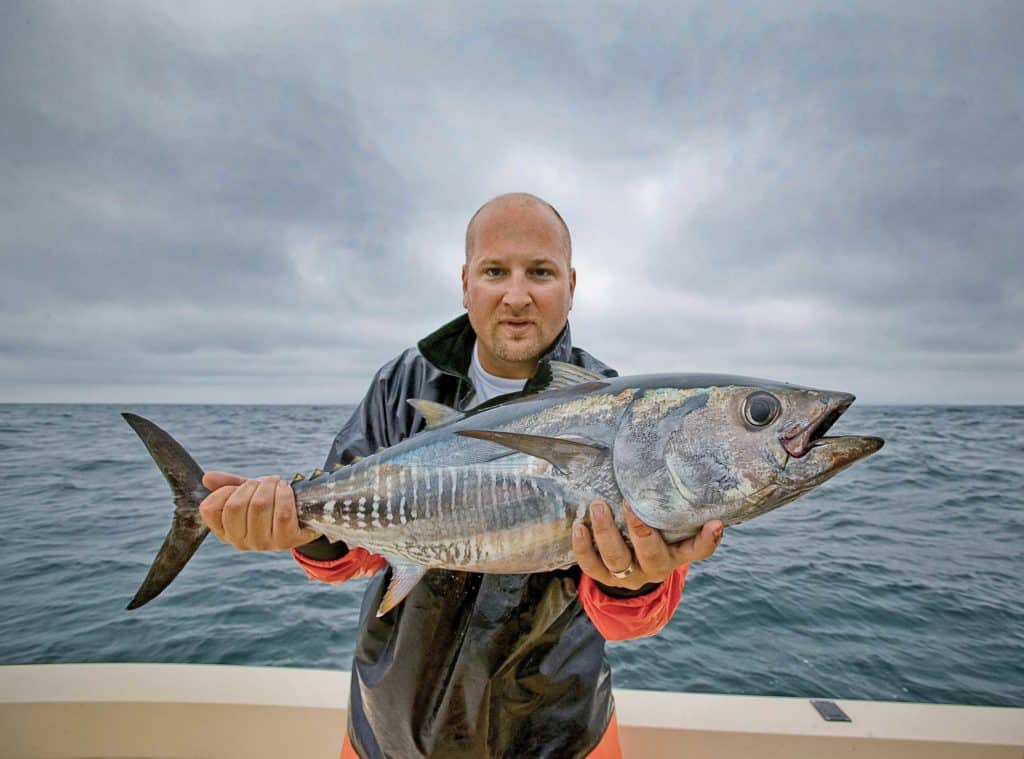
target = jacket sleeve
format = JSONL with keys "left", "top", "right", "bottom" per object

{"left": 292, "top": 546, "right": 388, "bottom": 583}
{"left": 577, "top": 563, "right": 689, "bottom": 641}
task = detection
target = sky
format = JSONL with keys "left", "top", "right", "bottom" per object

{"left": 1, "top": 1, "right": 1021, "bottom": 405}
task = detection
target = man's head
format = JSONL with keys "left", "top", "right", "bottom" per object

{"left": 462, "top": 193, "right": 576, "bottom": 379}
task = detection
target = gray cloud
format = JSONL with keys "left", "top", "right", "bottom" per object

{"left": 1, "top": 1, "right": 1021, "bottom": 404}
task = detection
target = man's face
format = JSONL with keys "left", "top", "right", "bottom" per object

{"left": 462, "top": 202, "right": 576, "bottom": 379}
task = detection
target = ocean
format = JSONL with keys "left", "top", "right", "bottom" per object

{"left": 1, "top": 403, "right": 1021, "bottom": 707}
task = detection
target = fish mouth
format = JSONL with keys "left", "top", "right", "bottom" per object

{"left": 775, "top": 394, "right": 883, "bottom": 490}
{"left": 780, "top": 393, "right": 857, "bottom": 458}
{"left": 779, "top": 433, "right": 884, "bottom": 491}
{"left": 807, "top": 433, "right": 884, "bottom": 466}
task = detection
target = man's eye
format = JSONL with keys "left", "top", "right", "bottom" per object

{"left": 531, "top": 269, "right": 554, "bottom": 278}
{"left": 484, "top": 267, "right": 504, "bottom": 277}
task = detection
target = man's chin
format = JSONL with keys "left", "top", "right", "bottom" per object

{"left": 491, "top": 338, "right": 543, "bottom": 366}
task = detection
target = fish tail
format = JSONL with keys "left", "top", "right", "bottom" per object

{"left": 122, "top": 413, "right": 211, "bottom": 610}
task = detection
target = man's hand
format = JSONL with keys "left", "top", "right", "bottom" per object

{"left": 199, "top": 472, "right": 318, "bottom": 551}
{"left": 572, "top": 500, "right": 724, "bottom": 591}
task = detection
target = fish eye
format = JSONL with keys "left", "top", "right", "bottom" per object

{"left": 743, "top": 392, "right": 781, "bottom": 427}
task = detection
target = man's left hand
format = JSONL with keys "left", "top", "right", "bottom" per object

{"left": 572, "top": 500, "right": 724, "bottom": 591}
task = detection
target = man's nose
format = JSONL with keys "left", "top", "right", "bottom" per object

{"left": 501, "top": 272, "right": 532, "bottom": 310}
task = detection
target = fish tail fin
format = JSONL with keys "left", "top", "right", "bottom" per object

{"left": 122, "top": 413, "right": 211, "bottom": 610}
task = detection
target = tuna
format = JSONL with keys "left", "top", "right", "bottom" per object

{"left": 124, "top": 363, "right": 883, "bottom": 616}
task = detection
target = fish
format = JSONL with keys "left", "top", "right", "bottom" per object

{"left": 124, "top": 362, "right": 883, "bottom": 616}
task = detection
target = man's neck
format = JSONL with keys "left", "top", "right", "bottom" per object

{"left": 469, "top": 343, "right": 529, "bottom": 404}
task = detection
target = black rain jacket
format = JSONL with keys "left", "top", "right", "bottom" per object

{"left": 297, "top": 314, "right": 622, "bottom": 758}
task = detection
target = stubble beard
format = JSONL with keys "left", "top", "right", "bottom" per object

{"left": 488, "top": 325, "right": 544, "bottom": 366}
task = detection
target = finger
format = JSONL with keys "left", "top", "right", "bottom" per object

{"left": 668, "top": 520, "right": 725, "bottom": 565}
{"left": 203, "top": 471, "right": 246, "bottom": 491}
{"left": 624, "top": 503, "right": 674, "bottom": 580}
{"left": 221, "top": 479, "right": 259, "bottom": 549}
{"left": 199, "top": 485, "right": 236, "bottom": 543}
{"left": 572, "top": 522, "right": 611, "bottom": 584}
{"left": 589, "top": 501, "right": 633, "bottom": 577}
{"left": 695, "top": 520, "right": 726, "bottom": 560}
{"left": 271, "top": 479, "right": 316, "bottom": 548}
{"left": 245, "top": 477, "right": 279, "bottom": 550}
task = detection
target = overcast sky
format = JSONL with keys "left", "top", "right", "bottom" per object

{"left": 2, "top": 1, "right": 1021, "bottom": 404}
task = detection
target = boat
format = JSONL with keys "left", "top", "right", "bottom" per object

{"left": 2, "top": 663, "right": 1021, "bottom": 757}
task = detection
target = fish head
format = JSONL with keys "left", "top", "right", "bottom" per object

{"left": 614, "top": 382, "right": 883, "bottom": 539}
{"left": 764, "top": 388, "right": 885, "bottom": 515}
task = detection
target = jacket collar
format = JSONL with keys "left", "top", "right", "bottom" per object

{"left": 418, "top": 313, "right": 574, "bottom": 384}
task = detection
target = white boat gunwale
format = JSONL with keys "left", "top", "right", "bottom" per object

{"left": 2, "top": 663, "right": 1022, "bottom": 758}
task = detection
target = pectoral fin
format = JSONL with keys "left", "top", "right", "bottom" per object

{"left": 377, "top": 563, "right": 428, "bottom": 617}
{"left": 455, "top": 430, "right": 607, "bottom": 476}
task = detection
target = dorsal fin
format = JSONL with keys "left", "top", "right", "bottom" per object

{"left": 407, "top": 399, "right": 465, "bottom": 429}
{"left": 537, "top": 361, "right": 607, "bottom": 392}
{"left": 455, "top": 429, "right": 607, "bottom": 476}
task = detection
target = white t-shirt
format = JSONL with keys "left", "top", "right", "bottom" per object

{"left": 468, "top": 341, "right": 527, "bottom": 406}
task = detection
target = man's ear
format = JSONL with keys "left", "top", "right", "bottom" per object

{"left": 568, "top": 267, "right": 576, "bottom": 310}
{"left": 461, "top": 264, "right": 469, "bottom": 308}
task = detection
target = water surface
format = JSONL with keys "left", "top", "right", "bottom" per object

{"left": 1, "top": 403, "right": 1021, "bottom": 706}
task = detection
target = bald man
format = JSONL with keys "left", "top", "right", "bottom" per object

{"left": 199, "top": 193, "right": 724, "bottom": 759}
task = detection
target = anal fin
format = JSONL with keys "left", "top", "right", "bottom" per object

{"left": 377, "top": 563, "right": 427, "bottom": 617}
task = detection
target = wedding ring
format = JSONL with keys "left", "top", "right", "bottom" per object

{"left": 611, "top": 561, "right": 635, "bottom": 579}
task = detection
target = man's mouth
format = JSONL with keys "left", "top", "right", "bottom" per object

{"left": 780, "top": 393, "right": 855, "bottom": 458}
{"left": 500, "top": 320, "right": 534, "bottom": 333}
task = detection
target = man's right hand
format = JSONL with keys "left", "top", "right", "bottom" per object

{"left": 199, "top": 472, "right": 319, "bottom": 551}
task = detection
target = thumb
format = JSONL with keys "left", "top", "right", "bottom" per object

{"left": 202, "top": 471, "right": 247, "bottom": 490}
{"left": 671, "top": 520, "right": 725, "bottom": 564}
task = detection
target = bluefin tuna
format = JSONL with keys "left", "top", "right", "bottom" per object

{"left": 124, "top": 363, "right": 883, "bottom": 616}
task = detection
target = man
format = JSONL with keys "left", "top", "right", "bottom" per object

{"left": 199, "top": 193, "right": 724, "bottom": 758}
